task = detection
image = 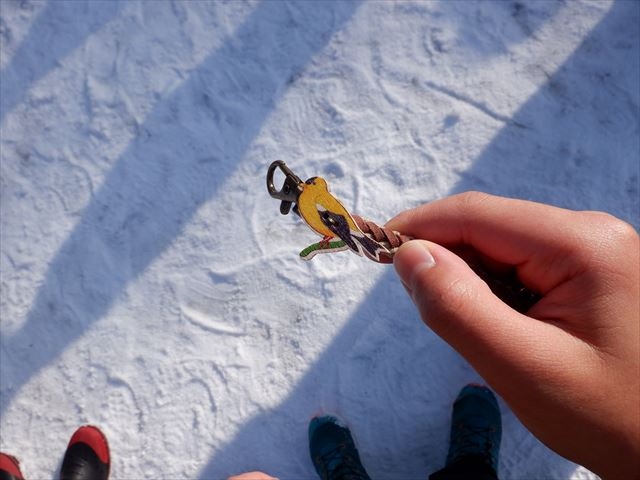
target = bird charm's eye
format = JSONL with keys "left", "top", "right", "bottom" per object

{"left": 305, "top": 177, "right": 317, "bottom": 185}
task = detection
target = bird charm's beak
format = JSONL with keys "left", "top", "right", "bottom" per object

{"left": 266, "top": 160, "right": 304, "bottom": 215}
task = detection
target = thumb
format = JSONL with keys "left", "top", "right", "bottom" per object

{"left": 393, "top": 240, "right": 549, "bottom": 373}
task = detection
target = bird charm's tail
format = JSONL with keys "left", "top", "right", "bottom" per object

{"left": 316, "top": 208, "right": 390, "bottom": 261}
{"left": 351, "top": 231, "right": 389, "bottom": 261}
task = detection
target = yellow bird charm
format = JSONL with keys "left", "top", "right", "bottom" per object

{"left": 266, "top": 161, "right": 390, "bottom": 261}
{"left": 297, "top": 176, "right": 388, "bottom": 260}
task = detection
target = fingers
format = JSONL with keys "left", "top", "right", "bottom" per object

{"left": 394, "top": 240, "right": 516, "bottom": 345}
{"left": 386, "top": 192, "right": 601, "bottom": 293}
{"left": 392, "top": 240, "right": 567, "bottom": 381}
{"left": 386, "top": 193, "right": 566, "bottom": 257}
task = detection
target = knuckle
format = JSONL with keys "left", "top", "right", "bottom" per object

{"left": 608, "top": 217, "right": 639, "bottom": 245}
{"left": 584, "top": 211, "right": 638, "bottom": 246}
{"left": 577, "top": 211, "right": 639, "bottom": 266}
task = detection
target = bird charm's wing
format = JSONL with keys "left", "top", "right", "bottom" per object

{"left": 318, "top": 208, "right": 390, "bottom": 261}
{"left": 318, "top": 209, "right": 359, "bottom": 251}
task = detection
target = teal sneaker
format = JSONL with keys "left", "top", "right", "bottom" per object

{"left": 308, "top": 415, "right": 372, "bottom": 480}
{"left": 445, "top": 384, "right": 502, "bottom": 472}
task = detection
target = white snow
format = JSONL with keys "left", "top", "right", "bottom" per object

{"left": 1, "top": 1, "right": 638, "bottom": 479}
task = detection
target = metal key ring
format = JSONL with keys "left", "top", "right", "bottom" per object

{"left": 266, "top": 160, "right": 303, "bottom": 215}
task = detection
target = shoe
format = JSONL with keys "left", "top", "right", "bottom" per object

{"left": 308, "top": 415, "right": 371, "bottom": 480}
{"left": 60, "top": 425, "right": 110, "bottom": 480}
{"left": 445, "top": 384, "right": 501, "bottom": 472}
{"left": 0, "top": 453, "right": 24, "bottom": 480}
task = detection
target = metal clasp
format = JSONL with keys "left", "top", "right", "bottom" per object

{"left": 266, "top": 160, "right": 303, "bottom": 215}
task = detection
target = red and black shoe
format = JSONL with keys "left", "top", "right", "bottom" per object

{"left": 0, "top": 453, "right": 24, "bottom": 480}
{"left": 60, "top": 426, "right": 110, "bottom": 480}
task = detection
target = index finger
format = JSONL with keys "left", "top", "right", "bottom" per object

{"left": 386, "top": 192, "right": 597, "bottom": 293}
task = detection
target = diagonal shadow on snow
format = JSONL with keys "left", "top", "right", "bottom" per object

{"left": 200, "top": 2, "right": 638, "bottom": 479}
{"left": 434, "top": 0, "right": 564, "bottom": 59}
{"left": 445, "top": 1, "right": 639, "bottom": 226}
{"left": 0, "top": 0, "right": 363, "bottom": 417}
{"left": 0, "top": 0, "right": 121, "bottom": 123}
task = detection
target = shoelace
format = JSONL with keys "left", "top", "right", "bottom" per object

{"left": 316, "top": 443, "right": 370, "bottom": 480}
{"left": 450, "top": 423, "right": 497, "bottom": 465}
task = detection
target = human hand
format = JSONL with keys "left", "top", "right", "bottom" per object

{"left": 387, "top": 192, "right": 639, "bottom": 479}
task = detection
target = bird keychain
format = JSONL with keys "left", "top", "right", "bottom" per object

{"left": 266, "top": 160, "right": 541, "bottom": 313}
{"left": 266, "top": 160, "right": 410, "bottom": 263}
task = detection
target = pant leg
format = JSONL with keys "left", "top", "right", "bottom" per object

{"left": 428, "top": 456, "right": 499, "bottom": 480}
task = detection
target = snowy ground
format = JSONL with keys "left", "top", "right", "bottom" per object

{"left": 1, "top": 1, "right": 638, "bottom": 479}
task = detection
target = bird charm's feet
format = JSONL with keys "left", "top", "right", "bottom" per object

{"left": 319, "top": 236, "right": 334, "bottom": 249}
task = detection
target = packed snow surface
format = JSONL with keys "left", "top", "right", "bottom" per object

{"left": 1, "top": 1, "right": 638, "bottom": 479}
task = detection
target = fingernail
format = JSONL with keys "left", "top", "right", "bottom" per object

{"left": 393, "top": 241, "right": 436, "bottom": 290}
